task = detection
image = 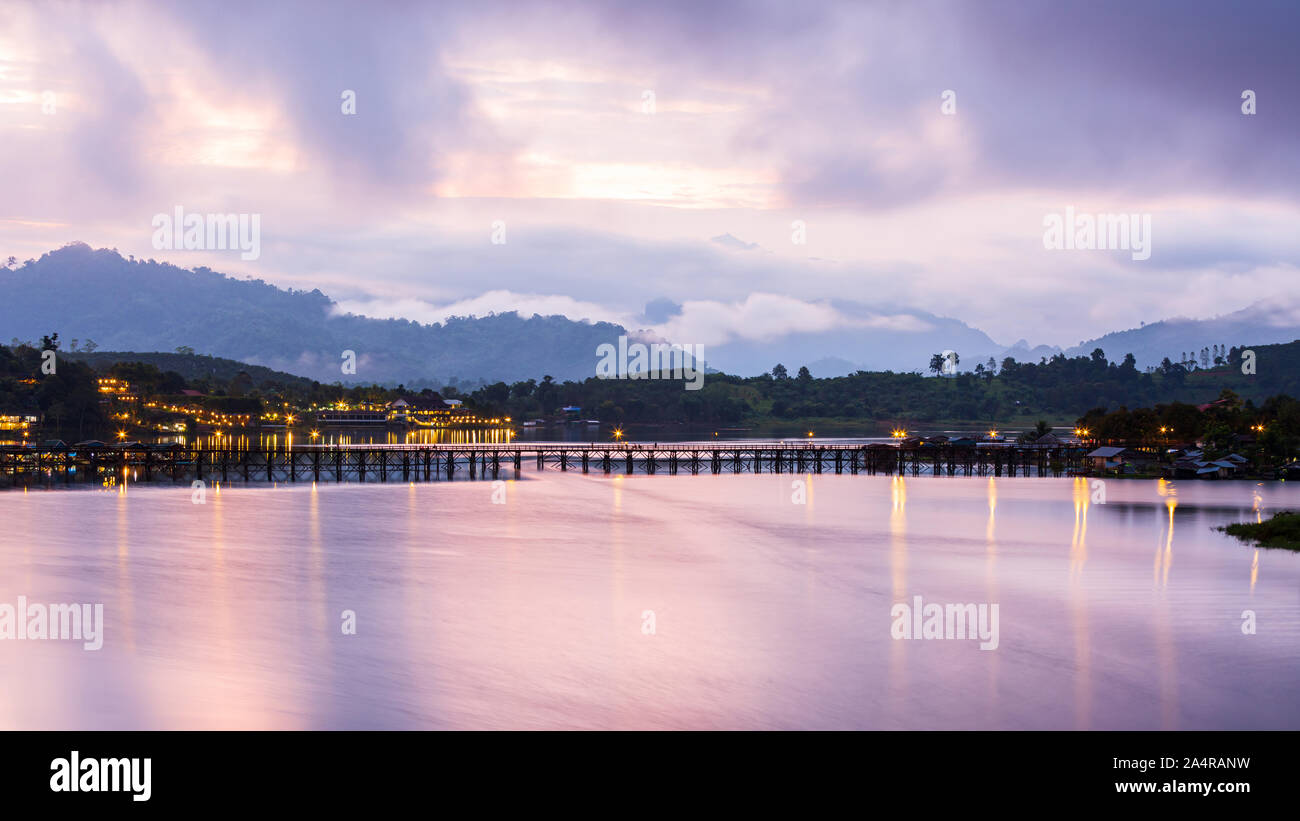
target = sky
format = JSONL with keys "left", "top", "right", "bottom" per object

{"left": 1, "top": 0, "right": 1298, "bottom": 352}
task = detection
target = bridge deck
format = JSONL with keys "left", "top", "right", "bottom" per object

{"left": 0, "top": 442, "right": 1090, "bottom": 487}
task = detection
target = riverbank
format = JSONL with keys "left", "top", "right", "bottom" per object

{"left": 1220, "top": 511, "right": 1300, "bottom": 550}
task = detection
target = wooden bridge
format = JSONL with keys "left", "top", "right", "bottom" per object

{"left": 0, "top": 441, "right": 1090, "bottom": 488}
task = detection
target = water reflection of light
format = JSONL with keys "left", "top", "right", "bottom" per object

{"left": 888, "top": 477, "right": 908, "bottom": 706}
{"left": 986, "top": 477, "right": 999, "bottom": 720}
{"left": 986, "top": 477, "right": 997, "bottom": 545}
{"left": 308, "top": 481, "right": 325, "bottom": 635}
{"left": 1070, "top": 477, "right": 1088, "bottom": 576}
{"left": 803, "top": 473, "right": 814, "bottom": 520}
{"left": 1154, "top": 503, "right": 1179, "bottom": 728}
{"left": 1150, "top": 488, "right": 1181, "bottom": 726}
{"left": 1069, "top": 477, "right": 1091, "bottom": 726}
{"left": 211, "top": 482, "right": 232, "bottom": 672}
{"left": 1250, "top": 549, "right": 1259, "bottom": 593}
{"left": 1155, "top": 497, "right": 1176, "bottom": 587}
{"left": 889, "top": 477, "right": 907, "bottom": 584}
{"left": 116, "top": 481, "right": 134, "bottom": 651}
{"left": 609, "top": 476, "right": 626, "bottom": 707}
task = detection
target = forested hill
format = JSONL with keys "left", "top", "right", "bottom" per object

{"left": 62, "top": 350, "right": 319, "bottom": 393}
{"left": 463, "top": 339, "right": 1300, "bottom": 428}
{"left": 1, "top": 243, "right": 624, "bottom": 384}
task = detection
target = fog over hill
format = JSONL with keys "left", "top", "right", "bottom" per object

{"left": 1, "top": 244, "right": 623, "bottom": 384}
{"left": 3, "top": 244, "right": 1297, "bottom": 384}
{"left": 1064, "top": 299, "right": 1300, "bottom": 370}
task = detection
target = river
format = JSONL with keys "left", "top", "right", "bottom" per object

{"left": 0, "top": 473, "right": 1296, "bottom": 729}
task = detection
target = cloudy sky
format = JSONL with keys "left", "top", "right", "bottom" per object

{"left": 2, "top": 0, "right": 1298, "bottom": 351}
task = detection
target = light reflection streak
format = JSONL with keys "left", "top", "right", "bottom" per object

{"left": 1069, "top": 477, "right": 1091, "bottom": 727}
{"left": 888, "top": 476, "right": 907, "bottom": 711}
{"left": 986, "top": 477, "right": 999, "bottom": 722}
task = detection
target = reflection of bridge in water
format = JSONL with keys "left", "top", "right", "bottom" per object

{"left": 1, "top": 442, "right": 1090, "bottom": 487}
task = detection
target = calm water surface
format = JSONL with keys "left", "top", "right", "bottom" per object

{"left": 1, "top": 474, "right": 1297, "bottom": 729}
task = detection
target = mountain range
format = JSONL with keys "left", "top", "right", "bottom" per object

{"left": 2, "top": 243, "right": 1296, "bottom": 385}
